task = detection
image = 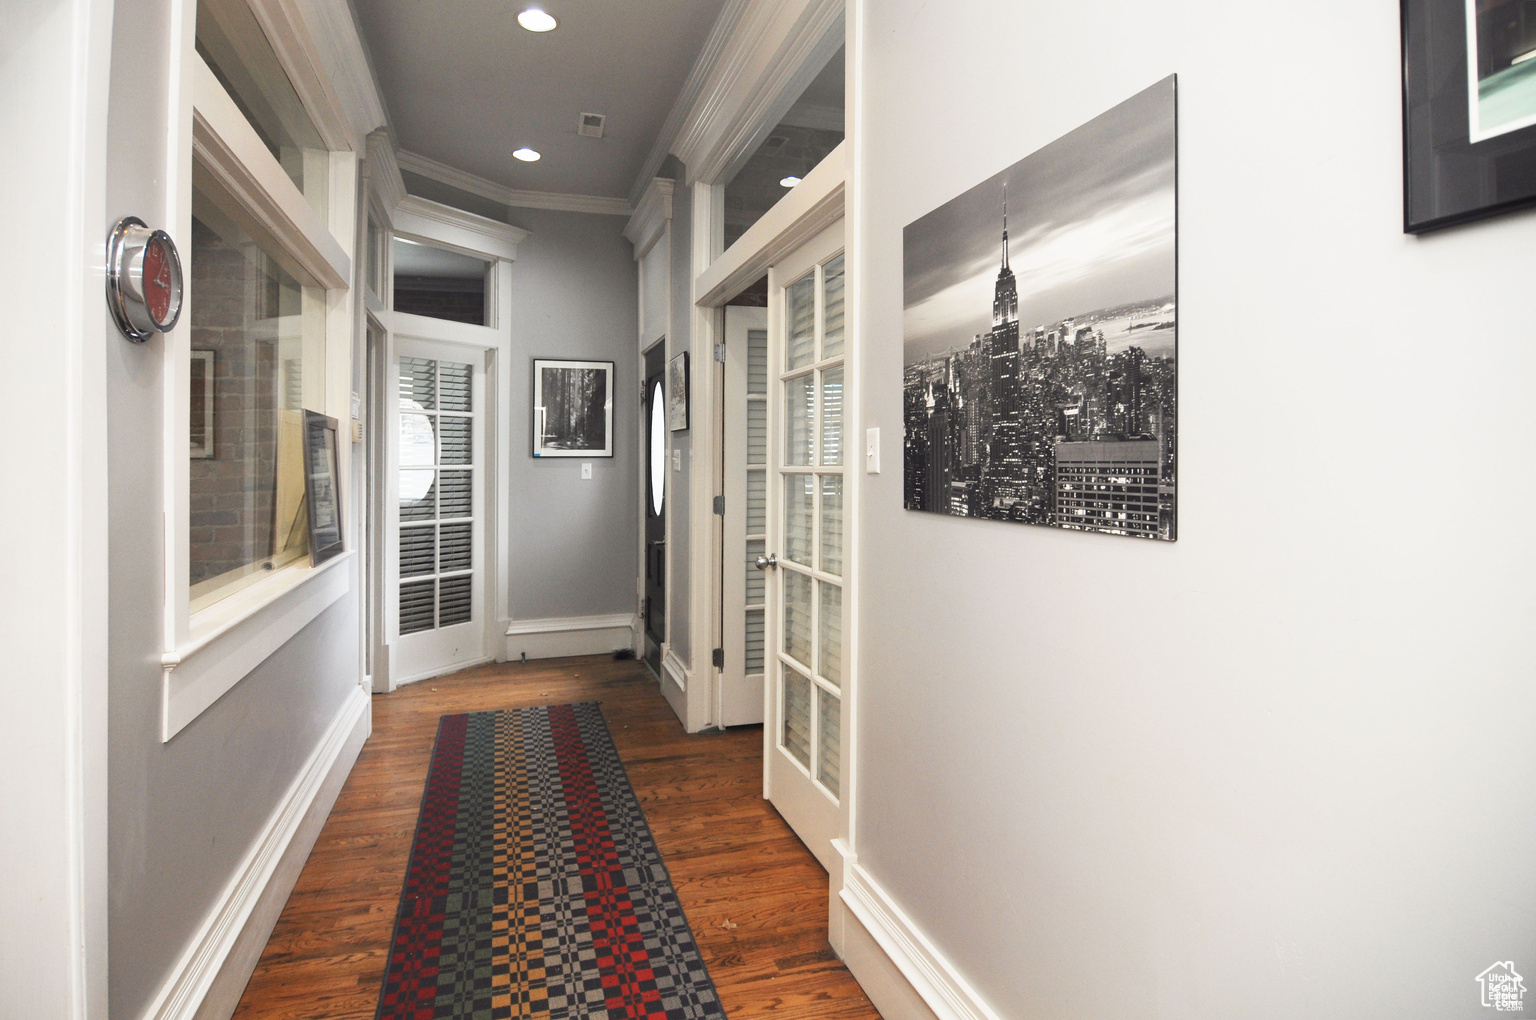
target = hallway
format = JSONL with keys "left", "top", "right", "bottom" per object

{"left": 229, "top": 657, "right": 879, "bottom": 1020}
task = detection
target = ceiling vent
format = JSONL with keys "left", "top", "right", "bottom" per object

{"left": 577, "top": 113, "right": 606, "bottom": 139}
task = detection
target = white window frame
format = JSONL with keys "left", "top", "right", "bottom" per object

{"left": 158, "top": 0, "right": 358, "bottom": 740}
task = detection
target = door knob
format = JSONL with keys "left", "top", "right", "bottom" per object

{"left": 755, "top": 553, "right": 778, "bottom": 570}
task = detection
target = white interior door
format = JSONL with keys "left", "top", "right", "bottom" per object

{"left": 389, "top": 329, "right": 489, "bottom": 684}
{"left": 763, "top": 221, "right": 846, "bottom": 871}
{"left": 721, "top": 305, "right": 768, "bottom": 726}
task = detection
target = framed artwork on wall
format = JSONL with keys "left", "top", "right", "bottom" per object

{"left": 1402, "top": 0, "right": 1536, "bottom": 232}
{"left": 301, "top": 410, "right": 344, "bottom": 566}
{"left": 902, "top": 75, "right": 1178, "bottom": 541}
{"left": 190, "top": 349, "right": 214, "bottom": 458}
{"left": 668, "top": 351, "right": 689, "bottom": 431}
{"left": 533, "top": 359, "right": 614, "bottom": 457}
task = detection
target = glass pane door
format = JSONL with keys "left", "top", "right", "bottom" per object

{"left": 392, "top": 336, "right": 486, "bottom": 684}
{"left": 764, "top": 223, "right": 845, "bottom": 871}
{"left": 398, "top": 354, "right": 476, "bottom": 633}
{"left": 778, "top": 252, "right": 844, "bottom": 799}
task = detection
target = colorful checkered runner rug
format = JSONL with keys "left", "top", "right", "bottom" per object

{"left": 376, "top": 703, "right": 727, "bottom": 1020}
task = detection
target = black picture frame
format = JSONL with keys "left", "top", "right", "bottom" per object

{"left": 302, "top": 410, "right": 344, "bottom": 566}
{"left": 667, "top": 351, "right": 690, "bottom": 432}
{"left": 1402, "top": 0, "right": 1536, "bottom": 233}
{"left": 531, "top": 359, "right": 615, "bottom": 457}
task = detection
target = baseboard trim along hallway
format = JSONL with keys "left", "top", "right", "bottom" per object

{"left": 503, "top": 613, "right": 639, "bottom": 660}
{"left": 838, "top": 844, "right": 1002, "bottom": 1020}
{"left": 140, "top": 687, "right": 371, "bottom": 1020}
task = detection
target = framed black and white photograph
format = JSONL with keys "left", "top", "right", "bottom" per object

{"left": 532, "top": 358, "right": 614, "bottom": 457}
{"left": 903, "top": 75, "right": 1177, "bottom": 541}
{"left": 668, "top": 351, "right": 689, "bottom": 432}
{"left": 190, "top": 349, "right": 214, "bottom": 459}
{"left": 302, "top": 410, "right": 344, "bottom": 566}
{"left": 1403, "top": 0, "right": 1536, "bottom": 231}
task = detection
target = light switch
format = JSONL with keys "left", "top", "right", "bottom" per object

{"left": 866, "top": 427, "right": 880, "bottom": 474}
{"left": 673, "top": 449, "right": 681, "bottom": 471}
{"left": 581, "top": 462, "right": 592, "bottom": 480}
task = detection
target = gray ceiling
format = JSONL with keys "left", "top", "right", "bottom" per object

{"left": 353, "top": 0, "right": 729, "bottom": 200}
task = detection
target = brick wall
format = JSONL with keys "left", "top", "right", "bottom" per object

{"left": 188, "top": 216, "right": 283, "bottom": 588}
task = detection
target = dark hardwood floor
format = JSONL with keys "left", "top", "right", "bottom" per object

{"left": 230, "top": 654, "right": 881, "bottom": 1019}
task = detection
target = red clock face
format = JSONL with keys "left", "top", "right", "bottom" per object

{"left": 143, "top": 237, "right": 175, "bottom": 326}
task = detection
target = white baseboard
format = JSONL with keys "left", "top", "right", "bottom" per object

{"left": 141, "top": 686, "right": 372, "bottom": 1020}
{"left": 838, "top": 848, "right": 1003, "bottom": 1020}
{"left": 503, "top": 613, "right": 638, "bottom": 660}
{"left": 661, "top": 648, "right": 689, "bottom": 692}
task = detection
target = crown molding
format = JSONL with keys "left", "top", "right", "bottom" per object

{"left": 396, "top": 149, "right": 632, "bottom": 217}
{"left": 393, "top": 195, "right": 530, "bottom": 262}
{"left": 291, "top": 0, "right": 388, "bottom": 147}
{"left": 671, "top": 0, "right": 845, "bottom": 188}
{"left": 365, "top": 130, "right": 407, "bottom": 214}
{"left": 623, "top": 178, "right": 675, "bottom": 260}
{"left": 626, "top": 0, "right": 751, "bottom": 205}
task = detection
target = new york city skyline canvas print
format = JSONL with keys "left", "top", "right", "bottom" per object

{"left": 903, "top": 75, "right": 1178, "bottom": 540}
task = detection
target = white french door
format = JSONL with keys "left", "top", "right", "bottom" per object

{"left": 389, "top": 328, "right": 489, "bottom": 684}
{"left": 763, "top": 221, "right": 846, "bottom": 871}
{"left": 721, "top": 305, "right": 768, "bottom": 727}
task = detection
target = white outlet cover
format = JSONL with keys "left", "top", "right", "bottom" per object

{"left": 581, "top": 462, "right": 592, "bottom": 479}
{"left": 866, "top": 427, "right": 880, "bottom": 474}
{"left": 673, "top": 449, "right": 681, "bottom": 471}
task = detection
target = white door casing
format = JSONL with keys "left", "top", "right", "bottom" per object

{"left": 721, "top": 305, "right": 769, "bottom": 727}
{"left": 763, "top": 219, "right": 846, "bottom": 871}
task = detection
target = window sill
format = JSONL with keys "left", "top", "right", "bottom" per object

{"left": 161, "top": 551, "right": 354, "bottom": 741}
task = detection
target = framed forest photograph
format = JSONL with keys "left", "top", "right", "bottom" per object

{"left": 532, "top": 359, "right": 614, "bottom": 458}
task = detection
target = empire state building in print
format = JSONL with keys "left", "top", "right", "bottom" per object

{"left": 901, "top": 76, "right": 1178, "bottom": 540}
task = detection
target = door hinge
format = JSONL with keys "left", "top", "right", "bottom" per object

{"left": 713, "top": 495, "right": 725, "bottom": 515}
{"left": 714, "top": 342, "right": 726, "bottom": 363}
{"left": 712, "top": 647, "right": 724, "bottom": 669}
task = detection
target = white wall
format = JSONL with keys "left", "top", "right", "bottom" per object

{"left": 854, "top": 3, "right": 1536, "bottom": 1018}
{"left": 0, "top": 0, "right": 112, "bottom": 1015}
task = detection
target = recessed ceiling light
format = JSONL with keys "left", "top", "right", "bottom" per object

{"left": 513, "top": 147, "right": 541, "bottom": 162}
{"left": 517, "top": 8, "right": 558, "bottom": 32}
{"left": 779, "top": 176, "right": 802, "bottom": 188}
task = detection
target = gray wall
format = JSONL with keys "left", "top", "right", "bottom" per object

{"left": 856, "top": 3, "right": 1536, "bottom": 1019}
{"left": 106, "top": 4, "right": 362, "bottom": 1017}
{"left": 667, "top": 164, "right": 694, "bottom": 662}
{"left": 503, "top": 207, "right": 640, "bottom": 622}
{"left": 391, "top": 174, "right": 642, "bottom": 628}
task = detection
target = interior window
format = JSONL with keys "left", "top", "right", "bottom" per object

{"left": 188, "top": 179, "right": 327, "bottom": 611}
{"left": 195, "top": 0, "right": 329, "bottom": 220}
{"left": 722, "top": 45, "right": 845, "bottom": 250}
{"left": 392, "top": 237, "right": 492, "bottom": 326}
